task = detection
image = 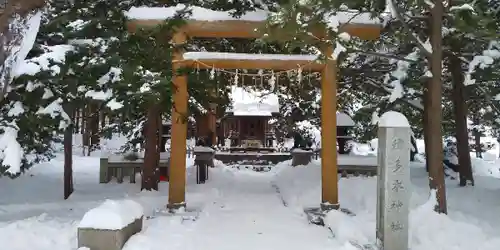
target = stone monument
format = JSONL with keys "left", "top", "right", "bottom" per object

{"left": 376, "top": 111, "right": 411, "bottom": 250}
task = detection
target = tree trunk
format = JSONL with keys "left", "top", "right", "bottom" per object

{"left": 157, "top": 112, "right": 164, "bottom": 179}
{"left": 100, "top": 109, "right": 106, "bottom": 130}
{"left": 81, "top": 105, "right": 90, "bottom": 156}
{"left": 497, "top": 136, "right": 500, "bottom": 158}
{"left": 74, "top": 108, "right": 79, "bottom": 133}
{"left": 89, "top": 102, "right": 100, "bottom": 154}
{"left": 63, "top": 102, "right": 74, "bottom": 200}
{"left": 427, "top": 1, "right": 447, "bottom": 213}
{"left": 142, "top": 103, "right": 160, "bottom": 191}
{"left": 81, "top": 106, "right": 86, "bottom": 134}
{"left": 423, "top": 81, "right": 431, "bottom": 173}
{"left": 120, "top": 110, "right": 126, "bottom": 125}
{"left": 157, "top": 113, "right": 163, "bottom": 153}
{"left": 449, "top": 54, "right": 474, "bottom": 186}
{"left": 473, "top": 115, "right": 482, "bottom": 158}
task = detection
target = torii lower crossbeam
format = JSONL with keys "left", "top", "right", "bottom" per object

{"left": 180, "top": 52, "right": 324, "bottom": 71}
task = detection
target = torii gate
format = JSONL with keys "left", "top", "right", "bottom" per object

{"left": 126, "top": 6, "right": 381, "bottom": 211}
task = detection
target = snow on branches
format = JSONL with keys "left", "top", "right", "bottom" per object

{"left": 0, "top": 10, "right": 43, "bottom": 176}
{"left": 0, "top": 10, "right": 41, "bottom": 101}
{"left": 465, "top": 42, "right": 500, "bottom": 86}
{"left": 0, "top": 44, "right": 74, "bottom": 176}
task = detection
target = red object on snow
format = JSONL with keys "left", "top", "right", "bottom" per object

{"left": 159, "top": 175, "right": 168, "bottom": 182}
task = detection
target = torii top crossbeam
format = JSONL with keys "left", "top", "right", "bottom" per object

{"left": 125, "top": 4, "right": 381, "bottom": 40}
{"left": 125, "top": 4, "right": 381, "bottom": 71}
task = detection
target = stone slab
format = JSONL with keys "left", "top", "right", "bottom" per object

{"left": 78, "top": 216, "right": 143, "bottom": 250}
{"left": 291, "top": 150, "right": 314, "bottom": 166}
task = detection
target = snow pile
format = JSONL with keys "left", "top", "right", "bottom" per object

{"left": 78, "top": 199, "right": 144, "bottom": 230}
{"left": 378, "top": 110, "right": 410, "bottom": 127}
{"left": 350, "top": 141, "right": 376, "bottom": 156}
{"left": 272, "top": 158, "right": 500, "bottom": 250}
{"left": 228, "top": 86, "right": 279, "bottom": 116}
{"left": 0, "top": 124, "right": 23, "bottom": 175}
{"left": 0, "top": 214, "right": 78, "bottom": 250}
{"left": 409, "top": 191, "right": 500, "bottom": 250}
{"left": 471, "top": 158, "right": 500, "bottom": 178}
{"left": 1, "top": 140, "right": 500, "bottom": 250}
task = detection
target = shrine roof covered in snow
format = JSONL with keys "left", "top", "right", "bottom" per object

{"left": 227, "top": 86, "right": 279, "bottom": 117}
{"left": 124, "top": 4, "right": 381, "bottom": 40}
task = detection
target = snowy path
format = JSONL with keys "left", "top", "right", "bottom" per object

{"left": 2, "top": 152, "right": 500, "bottom": 250}
{"left": 124, "top": 168, "right": 337, "bottom": 250}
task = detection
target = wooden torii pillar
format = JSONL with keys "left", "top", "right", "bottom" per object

{"left": 127, "top": 15, "right": 380, "bottom": 211}
{"left": 168, "top": 32, "right": 189, "bottom": 209}
{"left": 320, "top": 45, "right": 339, "bottom": 210}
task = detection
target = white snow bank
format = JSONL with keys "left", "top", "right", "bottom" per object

{"left": 407, "top": 191, "right": 500, "bottom": 250}
{"left": 324, "top": 189, "right": 500, "bottom": 250}
{"left": 78, "top": 199, "right": 143, "bottom": 230}
{"left": 273, "top": 161, "right": 500, "bottom": 250}
{"left": 0, "top": 214, "right": 77, "bottom": 250}
{"left": 471, "top": 158, "right": 500, "bottom": 178}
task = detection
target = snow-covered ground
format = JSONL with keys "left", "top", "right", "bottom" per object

{"left": 1, "top": 136, "right": 500, "bottom": 250}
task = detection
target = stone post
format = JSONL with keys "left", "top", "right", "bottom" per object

{"left": 193, "top": 146, "right": 215, "bottom": 184}
{"left": 291, "top": 148, "right": 314, "bottom": 166}
{"left": 376, "top": 111, "right": 411, "bottom": 250}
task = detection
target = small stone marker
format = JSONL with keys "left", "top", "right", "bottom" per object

{"left": 376, "top": 111, "right": 411, "bottom": 250}
{"left": 78, "top": 199, "right": 143, "bottom": 250}
{"left": 291, "top": 148, "right": 314, "bottom": 166}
